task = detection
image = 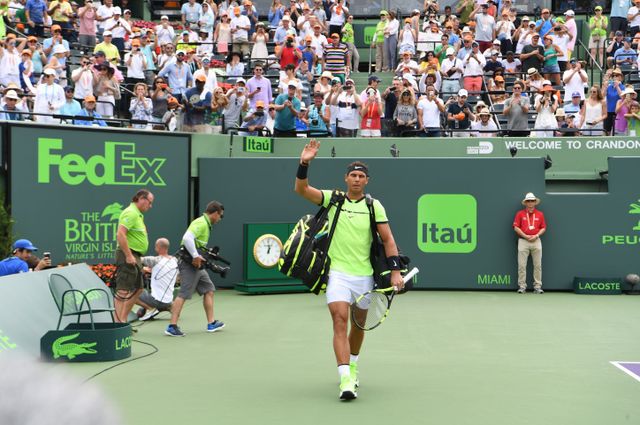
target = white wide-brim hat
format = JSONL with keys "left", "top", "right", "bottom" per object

{"left": 522, "top": 192, "right": 540, "bottom": 205}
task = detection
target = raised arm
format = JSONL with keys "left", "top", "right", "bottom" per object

{"left": 294, "top": 139, "right": 323, "bottom": 205}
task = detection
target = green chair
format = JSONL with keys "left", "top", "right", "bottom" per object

{"left": 48, "top": 273, "right": 115, "bottom": 330}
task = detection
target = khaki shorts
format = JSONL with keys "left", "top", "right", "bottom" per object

{"left": 588, "top": 35, "right": 604, "bottom": 49}
{"left": 115, "top": 248, "right": 144, "bottom": 292}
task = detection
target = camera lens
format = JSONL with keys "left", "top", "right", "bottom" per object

{"left": 312, "top": 119, "right": 319, "bottom": 125}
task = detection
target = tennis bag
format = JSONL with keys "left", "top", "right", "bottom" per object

{"left": 365, "top": 195, "right": 412, "bottom": 290}
{"left": 278, "top": 190, "right": 346, "bottom": 294}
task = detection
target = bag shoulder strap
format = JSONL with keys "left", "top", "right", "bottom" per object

{"left": 365, "top": 194, "right": 378, "bottom": 241}
{"left": 325, "top": 190, "right": 346, "bottom": 245}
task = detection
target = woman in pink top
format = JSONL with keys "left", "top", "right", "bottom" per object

{"left": 615, "top": 88, "right": 636, "bottom": 136}
{"left": 78, "top": 0, "right": 98, "bottom": 48}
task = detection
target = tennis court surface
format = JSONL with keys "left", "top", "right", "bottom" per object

{"left": 63, "top": 290, "right": 639, "bottom": 425}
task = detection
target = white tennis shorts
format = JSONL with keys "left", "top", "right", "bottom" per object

{"left": 326, "top": 270, "right": 374, "bottom": 305}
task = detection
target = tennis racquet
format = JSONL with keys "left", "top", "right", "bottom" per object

{"left": 351, "top": 267, "right": 419, "bottom": 331}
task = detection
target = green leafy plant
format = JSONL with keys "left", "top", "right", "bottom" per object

{"left": 0, "top": 194, "right": 13, "bottom": 259}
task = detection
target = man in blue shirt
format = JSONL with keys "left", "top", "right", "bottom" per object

{"left": 25, "top": 0, "right": 48, "bottom": 37}
{"left": 239, "top": 100, "right": 268, "bottom": 135}
{"left": 605, "top": 68, "right": 625, "bottom": 135}
{"left": 535, "top": 8, "right": 554, "bottom": 38}
{"left": 59, "top": 86, "right": 82, "bottom": 120}
{"left": 0, "top": 239, "right": 50, "bottom": 277}
{"left": 158, "top": 50, "right": 193, "bottom": 101}
{"left": 74, "top": 95, "right": 108, "bottom": 127}
{"left": 614, "top": 38, "right": 638, "bottom": 66}
{"left": 182, "top": 74, "right": 212, "bottom": 132}
{"left": 0, "top": 90, "right": 25, "bottom": 121}
{"left": 610, "top": 0, "right": 630, "bottom": 38}
{"left": 273, "top": 82, "right": 301, "bottom": 137}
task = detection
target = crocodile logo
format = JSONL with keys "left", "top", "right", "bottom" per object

{"left": 52, "top": 333, "right": 97, "bottom": 359}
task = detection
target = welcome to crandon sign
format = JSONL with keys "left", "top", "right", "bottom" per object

{"left": 10, "top": 125, "right": 190, "bottom": 264}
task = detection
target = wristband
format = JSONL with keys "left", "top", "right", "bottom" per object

{"left": 297, "top": 162, "right": 309, "bottom": 179}
{"left": 386, "top": 255, "right": 402, "bottom": 270}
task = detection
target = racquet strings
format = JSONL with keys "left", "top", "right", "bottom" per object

{"left": 357, "top": 291, "right": 389, "bottom": 329}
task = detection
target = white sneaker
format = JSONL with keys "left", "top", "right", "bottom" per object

{"left": 140, "top": 308, "right": 160, "bottom": 321}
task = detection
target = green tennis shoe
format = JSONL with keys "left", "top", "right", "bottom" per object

{"left": 350, "top": 362, "right": 359, "bottom": 388}
{"left": 339, "top": 374, "right": 357, "bottom": 400}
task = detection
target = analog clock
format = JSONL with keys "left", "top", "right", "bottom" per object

{"left": 253, "top": 234, "right": 283, "bottom": 268}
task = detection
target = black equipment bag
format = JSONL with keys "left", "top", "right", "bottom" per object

{"left": 279, "top": 190, "right": 346, "bottom": 294}
{"left": 365, "top": 195, "right": 411, "bottom": 290}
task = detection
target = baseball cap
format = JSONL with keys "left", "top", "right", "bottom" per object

{"left": 380, "top": 10, "right": 388, "bottom": 16}
{"left": 256, "top": 100, "right": 265, "bottom": 108}
{"left": 345, "top": 78, "right": 355, "bottom": 85}
{"left": 236, "top": 77, "right": 246, "bottom": 85}
{"left": 493, "top": 39, "right": 501, "bottom": 45}
{"left": 113, "top": 6, "right": 121, "bottom": 14}
{"left": 571, "top": 91, "right": 581, "bottom": 98}
{"left": 63, "top": 86, "right": 74, "bottom": 92}
{"left": 161, "top": 15, "right": 169, "bottom": 20}
{"left": 94, "top": 50, "right": 106, "bottom": 57}
{"left": 84, "top": 95, "right": 96, "bottom": 102}
{"left": 458, "top": 88, "right": 468, "bottom": 97}
{"left": 595, "top": 5, "right": 603, "bottom": 10}
{"left": 564, "top": 10, "right": 575, "bottom": 16}
{"left": 287, "top": 81, "right": 298, "bottom": 88}
{"left": 368, "top": 75, "right": 381, "bottom": 83}
{"left": 522, "top": 16, "right": 530, "bottom": 21}
{"left": 167, "top": 96, "right": 179, "bottom": 107}
{"left": 331, "top": 33, "right": 340, "bottom": 38}
{"left": 176, "top": 49, "right": 186, "bottom": 55}
{"left": 195, "top": 74, "right": 207, "bottom": 82}
{"left": 43, "top": 68, "right": 57, "bottom": 76}
{"left": 616, "top": 31, "right": 624, "bottom": 36}
{"left": 495, "top": 75, "right": 504, "bottom": 82}
{"left": 446, "top": 47, "right": 455, "bottom": 55}
{"left": 103, "top": 30, "right": 112, "bottom": 37}
{"left": 13, "top": 239, "right": 37, "bottom": 251}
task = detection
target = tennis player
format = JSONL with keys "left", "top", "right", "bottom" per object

{"left": 294, "top": 139, "right": 404, "bottom": 400}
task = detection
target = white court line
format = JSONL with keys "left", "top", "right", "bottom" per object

{"left": 610, "top": 361, "right": 640, "bottom": 383}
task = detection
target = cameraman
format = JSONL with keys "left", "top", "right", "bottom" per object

{"left": 239, "top": 100, "right": 268, "bottom": 135}
{"left": 166, "top": 201, "right": 226, "bottom": 337}
{"left": 0, "top": 239, "right": 51, "bottom": 277}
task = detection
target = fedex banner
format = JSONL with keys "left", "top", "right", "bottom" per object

{"left": 10, "top": 125, "right": 190, "bottom": 264}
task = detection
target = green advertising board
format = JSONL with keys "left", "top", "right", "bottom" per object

{"left": 9, "top": 125, "right": 190, "bottom": 264}
{"left": 190, "top": 134, "right": 640, "bottom": 180}
{"left": 199, "top": 156, "right": 640, "bottom": 291}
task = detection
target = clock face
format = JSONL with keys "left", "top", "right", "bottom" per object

{"left": 253, "top": 234, "right": 283, "bottom": 268}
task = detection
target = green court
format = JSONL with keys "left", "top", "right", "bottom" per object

{"left": 62, "top": 289, "right": 639, "bottom": 425}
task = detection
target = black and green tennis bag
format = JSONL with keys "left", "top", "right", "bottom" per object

{"left": 278, "top": 190, "right": 345, "bottom": 294}
{"left": 365, "top": 194, "right": 412, "bottom": 291}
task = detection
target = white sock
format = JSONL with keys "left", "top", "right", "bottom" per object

{"left": 338, "top": 364, "right": 350, "bottom": 378}
{"left": 350, "top": 354, "right": 359, "bottom": 364}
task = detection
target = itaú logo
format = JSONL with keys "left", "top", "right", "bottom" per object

{"left": 417, "top": 194, "right": 477, "bottom": 253}
{"left": 602, "top": 198, "right": 640, "bottom": 246}
{"left": 37, "top": 138, "right": 166, "bottom": 186}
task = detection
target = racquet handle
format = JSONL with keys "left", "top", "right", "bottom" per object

{"left": 403, "top": 267, "right": 419, "bottom": 283}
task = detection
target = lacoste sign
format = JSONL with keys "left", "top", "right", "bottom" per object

{"left": 37, "top": 138, "right": 167, "bottom": 186}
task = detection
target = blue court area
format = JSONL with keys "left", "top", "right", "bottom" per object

{"left": 57, "top": 289, "right": 639, "bottom": 425}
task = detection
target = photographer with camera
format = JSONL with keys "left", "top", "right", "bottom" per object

{"left": 305, "top": 92, "right": 330, "bottom": 136}
{"left": 273, "top": 81, "right": 302, "bottom": 137}
{"left": 239, "top": 100, "right": 268, "bottom": 135}
{"left": 166, "top": 201, "right": 226, "bottom": 337}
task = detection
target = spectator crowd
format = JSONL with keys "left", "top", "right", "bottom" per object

{"left": 0, "top": 0, "right": 638, "bottom": 137}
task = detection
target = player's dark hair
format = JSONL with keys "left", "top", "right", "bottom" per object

{"left": 346, "top": 161, "right": 369, "bottom": 176}
{"left": 205, "top": 201, "right": 224, "bottom": 214}
{"left": 132, "top": 189, "right": 151, "bottom": 202}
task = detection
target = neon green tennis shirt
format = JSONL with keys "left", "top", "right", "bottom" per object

{"left": 321, "top": 190, "right": 388, "bottom": 276}
{"left": 183, "top": 214, "right": 212, "bottom": 249}
{"left": 118, "top": 203, "right": 149, "bottom": 254}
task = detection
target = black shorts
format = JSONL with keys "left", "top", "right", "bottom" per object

{"left": 604, "top": 111, "right": 616, "bottom": 134}
{"left": 610, "top": 17, "right": 628, "bottom": 35}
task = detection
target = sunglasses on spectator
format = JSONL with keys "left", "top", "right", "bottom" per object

{"left": 513, "top": 86, "right": 522, "bottom": 90}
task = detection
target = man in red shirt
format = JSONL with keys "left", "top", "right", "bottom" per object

{"left": 277, "top": 34, "right": 302, "bottom": 69}
{"left": 513, "top": 192, "right": 547, "bottom": 294}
